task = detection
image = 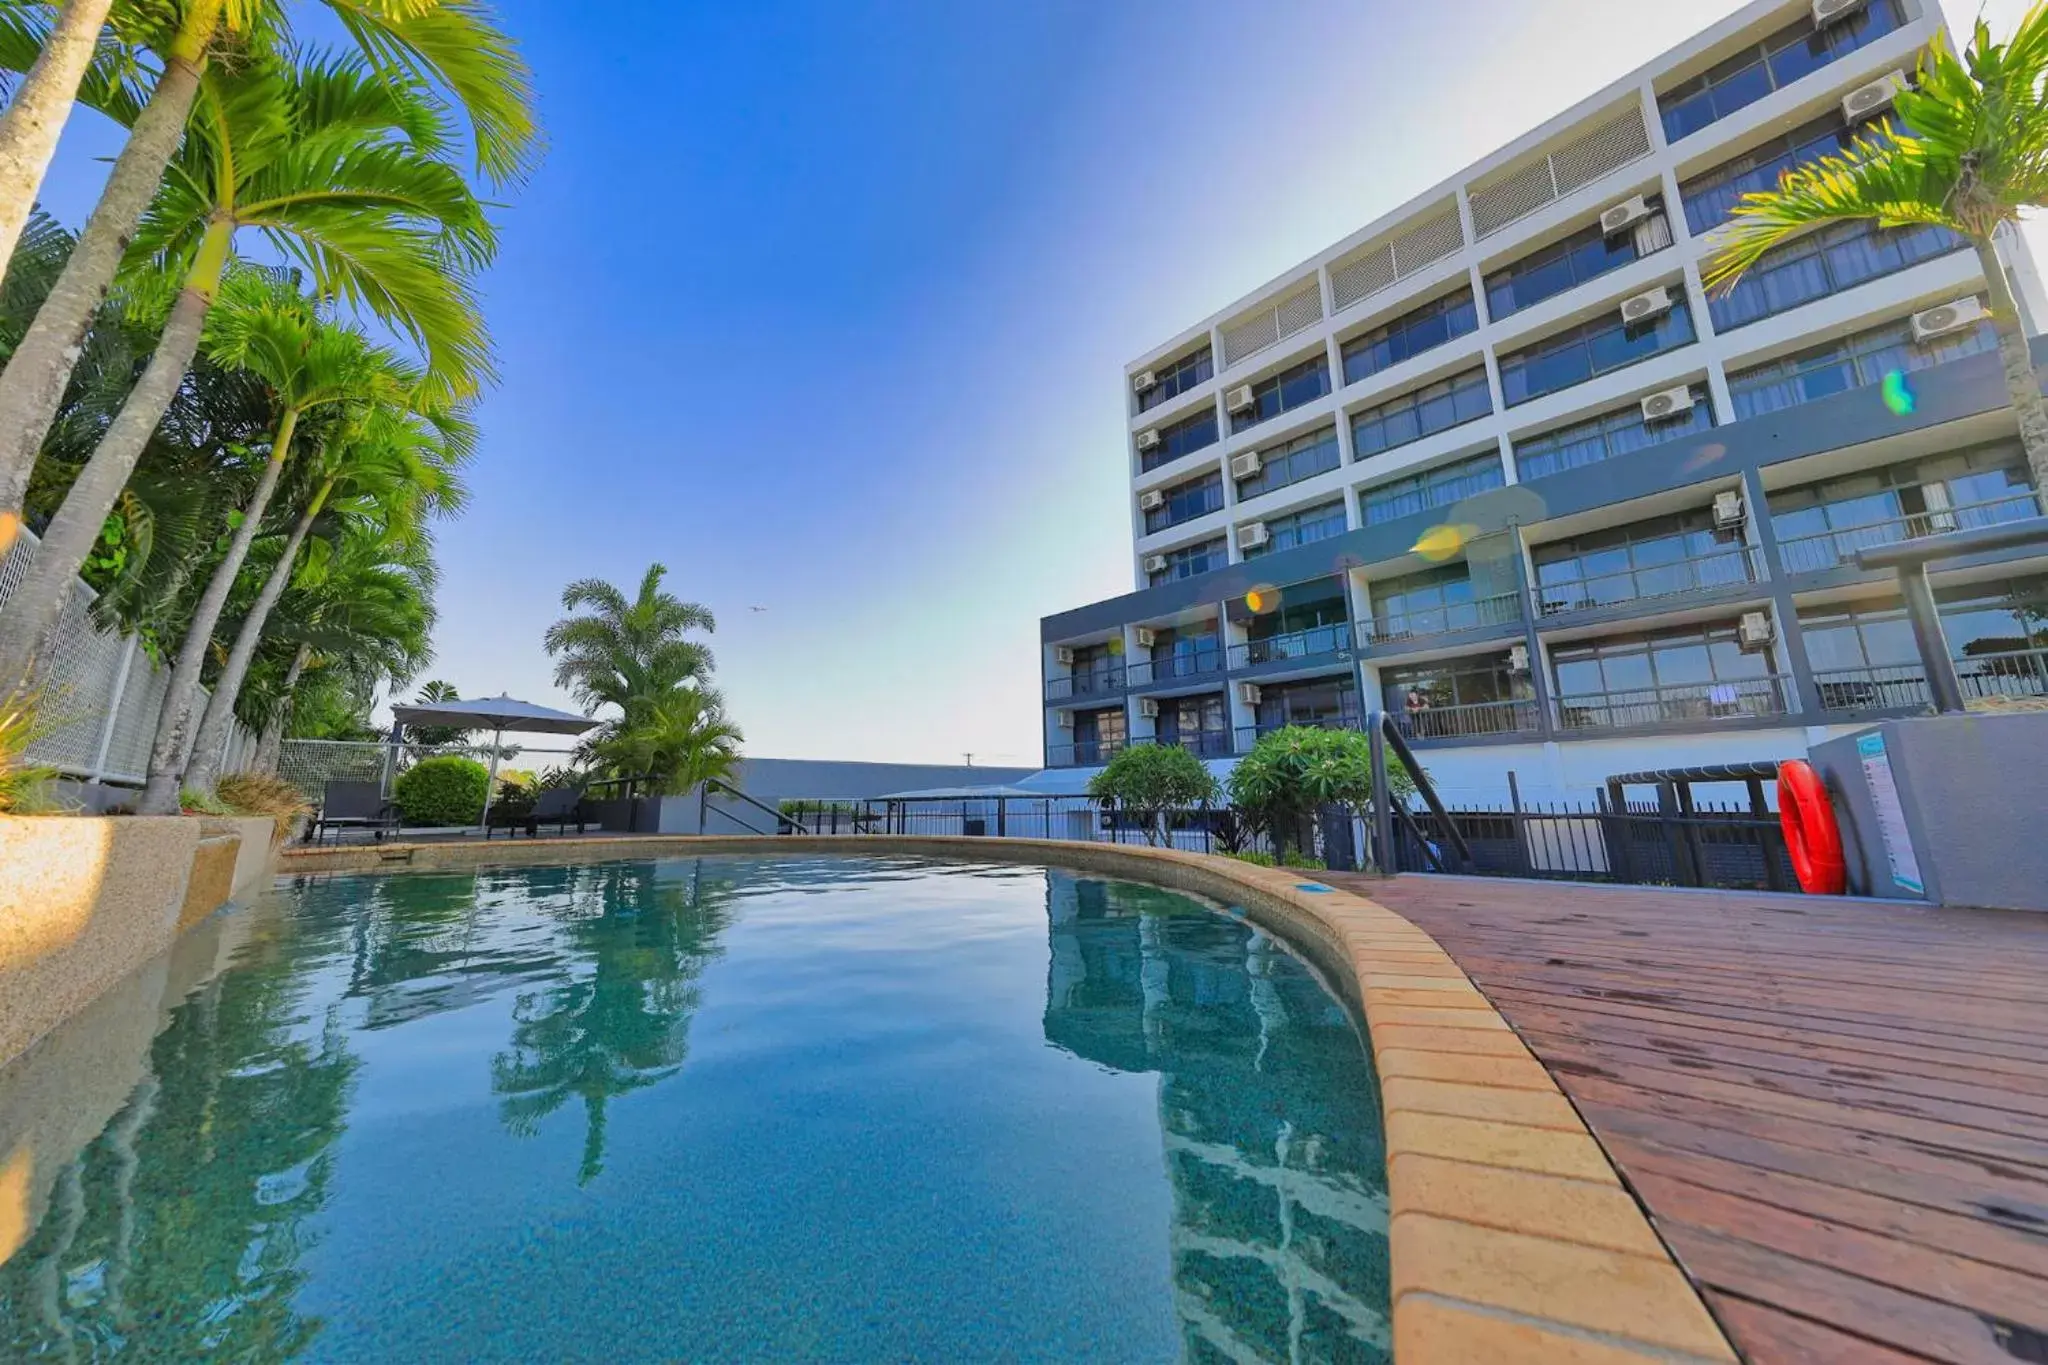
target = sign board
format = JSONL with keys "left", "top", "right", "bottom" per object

{"left": 1857, "top": 731, "right": 1924, "bottom": 895}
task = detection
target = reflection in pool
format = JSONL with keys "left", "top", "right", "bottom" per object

{"left": 0, "top": 857, "right": 1389, "bottom": 1362}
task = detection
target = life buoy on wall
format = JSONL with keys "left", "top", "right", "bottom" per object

{"left": 1777, "top": 759, "right": 1846, "bottom": 896}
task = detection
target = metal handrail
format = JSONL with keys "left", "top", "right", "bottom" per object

{"left": 1775, "top": 494, "right": 2041, "bottom": 574}
{"left": 1815, "top": 647, "right": 2048, "bottom": 712}
{"left": 1126, "top": 652, "right": 1224, "bottom": 686}
{"left": 1233, "top": 714, "right": 1364, "bottom": 754}
{"left": 1359, "top": 591, "right": 1522, "bottom": 646}
{"left": 1532, "top": 545, "right": 1762, "bottom": 617}
{"left": 1229, "top": 623, "right": 1353, "bottom": 670}
{"left": 1044, "top": 668, "right": 1127, "bottom": 702}
{"left": 1366, "top": 710, "right": 1474, "bottom": 874}
{"left": 1398, "top": 697, "right": 1542, "bottom": 741}
{"left": 706, "top": 778, "right": 807, "bottom": 835}
{"left": 1554, "top": 675, "right": 1792, "bottom": 731}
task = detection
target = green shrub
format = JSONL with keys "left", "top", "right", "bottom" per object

{"left": 179, "top": 785, "right": 234, "bottom": 816}
{"left": 1227, "top": 850, "right": 1277, "bottom": 867}
{"left": 1281, "top": 852, "right": 1327, "bottom": 870}
{"left": 1086, "top": 743, "right": 1219, "bottom": 845}
{"left": 1226, "top": 726, "right": 1417, "bottom": 857}
{"left": 394, "top": 755, "right": 490, "bottom": 826}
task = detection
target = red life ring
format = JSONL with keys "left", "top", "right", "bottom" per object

{"left": 1777, "top": 760, "right": 1846, "bottom": 895}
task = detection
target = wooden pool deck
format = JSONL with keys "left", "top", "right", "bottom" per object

{"left": 1321, "top": 872, "right": 2048, "bottom": 1365}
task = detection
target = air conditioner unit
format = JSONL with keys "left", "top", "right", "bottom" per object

{"left": 1738, "top": 610, "right": 1776, "bottom": 651}
{"left": 1134, "top": 627, "right": 1158, "bottom": 649}
{"left": 1600, "top": 195, "right": 1652, "bottom": 236}
{"left": 1229, "top": 450, "right": 1264, "bottom": 480}
{"left": 1508, "top": 643, "right": 1530, "bottom": 674}
{"left": 1842, "top": 70, "right": 1906, "bottom": 122}
{"left": 1135, "top": 428, "right": 1161, "bottom": 452}
{"left": 1132, "top": 369, "right": 1158, "bottom": 394}
{"left": 1911, "top": 296, "right": 1985, "bottom": 342}
{"left": 1237, "top": 522, "right": 1270, "bottom": 551}
{"left": 1054, "top": 645, "right": 1075, "bottom": 666}
{"left": 1619, "top": 286, "right": 1674, "bottom": 324}
{"left": 1137, "top": 697, "right": 1160, "bottom": 720}
{"left": 1812, "top": 0, "right": 1868, "bottom": 26}
{"left": 1139, "top": 488, "right": 1166, "bottom": 512}
{"left": 1713, "top": 488, "right": 1746, "bottom": 529}
{"left": 1236, "top": 682, "right": 1262, "bottom": 707}
{"left": 1056, "top": 710, "right": 1075, "bottom": 730}
{"left": 1640, "top": 385, "right": 1697, "bottom": 422}
{"left": 1225, "top": 384, "right": 1257, "bottom": 414}
{"left": 1143, "top": 554, "right": 1170, "bottom": 574}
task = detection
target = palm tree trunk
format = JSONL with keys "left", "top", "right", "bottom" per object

{"left": 253, "top": 643, "right": 311, "bottom": 775}
{"left": 0, "top": 215, "right": 233, "bottom": 693}
{"left": 135, "top": 406, "right": 297, "bottom": 814}
{"left": 1975, "top": 237, "right": 2048, "bottom": 512}
{"left": 0, "top": 0, "right": 222, "bottom": 523}
{"left": 0, "top": 0, "right": 115, "bottom": 292}
{"left": 183, "top": 475, "right": 331, "bottom": 791}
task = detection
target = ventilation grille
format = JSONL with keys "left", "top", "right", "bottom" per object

{"left": 1220, "top": 280, "right": 1325, "bottom": 369}
{"left": 1468, "top": 107, "right": 1652, "bottom": 238}
{"left": 1330, "top": 207, "right": 1467, "bottom": 314}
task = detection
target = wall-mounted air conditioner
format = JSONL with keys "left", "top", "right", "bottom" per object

{"left": 1508, "top": 643, "right": 1530, "bottom": 674}
{"left": 1140, "top": 488, "right": 1166, "bottom": 512}
{"left": 1237, "top": 522, "right": 1270, "bottom": 551}
{"left": 1229, "top": 451, "right": 1263, "bottom": 480}
{"left": 1713, "top": 489, "right": 1746, "bottom": 529}
{"left": 1911, "top": 296, "right": 1985, "bottom": 342}
{"left": 1143, "top": 554, "right": 1170, "bottom": 574}
{"left": 1225, "top": 384, "right": 1256, "bottom": 414}
{"left": 1134, "top": 627, "right": 1157, "bottom": 649}
{"left": 1812, "top": 0, "right": 1867, "bottom": 26}
{"left": 1738, "top": 610, "right": 1776, "bottom": 651}
{"left": 1137, "top": 698, "right": 1160, "bottom": 720}
{"left": 1600, "top": 195, "right": 1652, "bottom": 236}
{"left": 1132, "top": 369, "right": 1158, "bottom": 394}
{"left": 1056, "top": 710, "right": 1074, "bottom": 730}
{"left": 1236, "top": 682, "right": 1262, "bottom": 706}
{"left": 1842, "top": 71, "right": 1906, "bottom": 123}
{"left": 1640, "top": 385, "right": 1696, "bottom": 422}
{"left": 1054, "top": 645, "right": 1075, "bottom": 666}
{"left": 1135, "top": 428, "right": 1161, "bottom": 452}
{"left": 1619, "top": 286, "right": 1674, "bottom": 324}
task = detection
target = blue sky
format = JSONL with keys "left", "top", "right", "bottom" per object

{"left": 36, "top": 0, "right": 2044, "bottom": 765}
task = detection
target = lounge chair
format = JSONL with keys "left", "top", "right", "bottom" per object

{"left": 308, "top": 780, "right": 398, "bottom": 844}
{"left": 487, "top": 786, "right": 588, "bottom": 839}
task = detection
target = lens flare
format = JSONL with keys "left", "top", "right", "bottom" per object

{"left": 1881, "top": 369, "right": 1916, "bottom": 416}
{"left": 1412, "top": 523, "right": 1476, "bottom": 562}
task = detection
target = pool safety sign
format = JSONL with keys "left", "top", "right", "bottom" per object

{"left": 1857, "top": 732, "right": 1924, "bottom": 895}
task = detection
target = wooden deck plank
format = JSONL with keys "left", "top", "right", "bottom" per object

{"left": 1328, "top": 874, "right": 2048, "bottom": 1365}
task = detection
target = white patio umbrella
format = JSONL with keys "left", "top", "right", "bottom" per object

{"left": 388, "top": 694, "right": 599, "bottom": 833}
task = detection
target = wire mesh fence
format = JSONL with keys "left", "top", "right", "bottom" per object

{"left": 275, "top": 739, "right": 586, "bottom": 801}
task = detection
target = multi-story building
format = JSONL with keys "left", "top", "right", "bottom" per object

{"left": 1039, "top": 0, "right": 2048, "bottom": 802}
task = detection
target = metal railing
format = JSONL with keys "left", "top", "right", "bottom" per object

{"left": 1046, "top": 738, "right": 1127, "bottom": 769}
{"left": 1125, "top": 652, "right": 1224, "bottom": 687}
{"left": 1554, "top": 675, "right": 1791, "bottom": 731}
{"left": 1532, "top": 545, "right": 1763, "bottom": 618}
{"left": 1043, "top": 668, "right": 1126, "bottom": 703}
{"left": 1815, "top": 647, "right": 2048, "bottom": 713}
{"left": 1398, "top": 698, "right": 1542, "bottom": 742}
{"left": 1358, "top": 591, "right": 1521, "bottom": 646}
{"left": 1229, "top": 623, "right": 1353, "bottom": 670}
{"left": 1154, "top": 730, "right": 1234, "bottom": 758}
{"left": 1775, "top": 494, "right": 2043, "bottom": 575}
{"left": 1233, "top": 713, "right": 1363, "bottom": 754}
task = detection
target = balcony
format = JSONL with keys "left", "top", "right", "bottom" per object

{"left": 1044, "top": 668, "right": 1126, "bottom": 704}
{"left": 1706, "top": 220, "right": 1962, "bottom": 334}
{"left": 1233, "top": 712, "right": 1363, "bottom": 754}
{"left": 1127, "top": 652, "right": 1224, "bottom": 688}
{"left": 1399, "top": 698, "right": 1543, "bottom": 743}
{"left": 1555, "top": 675, "right": 1793, "bottom": 731}
{"left": 1775, "top": 494, "right": 2043, "bottom": 575}
{"left": 1655, "top": 0, "right": 1905, "bottom": 144}
{"left": 1156, "top": 730, "right": 1235, "bottom": 759}
{"left": 1533, "top": 546, "right": 1764, "bottom": 619}
{"left": 1229, "top": 623, "right": 1354, "bottom": 671}
{"left": 1815, "top": 648, "right": 2048, "bottom": 714}
{"left": 1359, "top": 591, "right": 1523, "bottom": 647}
{"left": 1047, "top": 738, "right": 1126, "bottom": 769}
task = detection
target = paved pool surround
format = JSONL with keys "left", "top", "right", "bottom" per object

{"left": 282, "top": 834, "right": 1738, "bottom": 1364}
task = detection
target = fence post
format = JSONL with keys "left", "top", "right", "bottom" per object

{"left": 87, "top": 636, "right": 139, "bottom": 784}
{"left": 1506, "top": 769, "right": 1532, "bottom": 877}
{"left": 996, "top": 797, "right": 1007, "bottom": 838}
{"left": 1366, "top": 711, "right": 1395, "bottom": 873}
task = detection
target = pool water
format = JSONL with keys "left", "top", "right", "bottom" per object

{"left": 0, "top": 856, "right": 1390, "bottom": 1362}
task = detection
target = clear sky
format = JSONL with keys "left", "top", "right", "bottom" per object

{"left": 33, "top": 0, "right": 2046, "bottom": 765}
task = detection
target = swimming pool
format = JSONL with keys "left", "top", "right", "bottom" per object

{"left": 0, "top": 855, "right": 1390, "bottom": 1362}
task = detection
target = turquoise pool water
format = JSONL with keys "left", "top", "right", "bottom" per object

{"left": 0, "top": 856, "right": 1390, "bottom": 1362}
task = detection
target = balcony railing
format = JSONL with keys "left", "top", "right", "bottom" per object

{"left": 1533, "top": 546, "right": 1764, "bottom": 618}
{"left": 1155, "top": 730, "right": 1235, "bottom": 759}
{"left": 1816, "top": 648, "right": 2048, "bottom": 713}
{"left": 1359, "top": 592, "right": 1522, "bottom": 647}
{"left": 1229, "top": 623, "right": 1353, "bottom": 671}
{"left": 1233, "top": 712, "right": 1364, "bottom": 754}
{"left": 1775, "top": 494, "right": 2043, "bottom": 575}
{"left": 1044, "top": 669, "right": 1126, "bottom": 703}
{"left": 1555, "top": 675, "right": 1792, "bottom": 731}
{"left": 1397, "top": 698, "right": 1543, "bottom": 742}
{"left": 1126, "top": 652, "right": 1224, "bottom": 688}
{"left": 1047, "top": 738, "right": 1127, "bottom": 768}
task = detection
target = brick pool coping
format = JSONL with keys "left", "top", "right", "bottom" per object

{"left": 281, "top": 835, "right": 1738, "bottom": 1364}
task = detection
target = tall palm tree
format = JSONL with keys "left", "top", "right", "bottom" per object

{"left": 0, "top": 0, "right": 536, "bottom": 523}
{"left": 1702, "top": 6, "right": 2048, "bottom": 502}
{"left": 0, "top": 48, "right": 494, "bottom": 695}
{"left": 582, "top": 687, "right": 742, "bottom": 797}
{"left": 544, "top": 564, "right": 717, "bottom": 722}
{"left": 0, "top": 0, "right": 115, "bottom": 292}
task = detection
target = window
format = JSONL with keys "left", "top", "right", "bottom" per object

{"left": 1143, "top": 625, "right": 1223, "bottom": 682}
{"left": 1682, "top": 113, "right": 1867, "bottom": 234}
{"left": 1070, "top": 705, "right": 1126, "bottom": 762}
{"left": 1236, "top": 425, "right": 1341, "bottom": 501}
{"left": 1710, "top": 220, "right": 1963, "bottom": 333}
{"left": 1367, "top": 564, "right": 1521, "bottom": 641}
{"left": 1657, "top": 0, "right": 1904, "bottom": 143}
{"left": 1498, "top": 299, "right": 1697, "bottom": 407}
{"left": 1141, "top": 406, "right": 1220, "bottom": 473}
{"left": 1157, "top": 693, "right": 1230, "bottom": 756}
{"left": 1532, "top": 509, "right": 1749, "bottom": 615}
{"left": 1063, "top": 643, "right": 1124, "bottom": 698}
{"left": 1341, "top": 288, "right": 1480, "bottom": 385}
{"left": 1245, "top": 499, "right": 1347, "bottom": 559}
{"left": 1360, "top": 450, "right": 1506, "bottom": 526}
{"left": 1144, "top": 469, "right": 1224, "bottom": 534}
{"left": 1551, "top": 621, "right": 1786, "bottom": 728}
{"left": 1350, "top": 368, "right": 1492, "bottom": 459}
{"left": 1768, "top": 441, "right": 2037, "bottom": 572}
{"left": 1242, "top": 578, "right": 1351, "bottom": 664}
{"left": 1230, "top": 355, "right": 1331, "bottom": 433}
{"left": 1801, "top": 580, "right": 2048, "bottom": 708}
{"left": 1253, "top": 677, "right": 1359, "bottom": 734}
{"left": 1727, "top": 313, "right": 1998, "bottom": 420}
{"left": 1514, "top": 388, "right": 1714, "bottom": 481}
{"left": 1484, "top": 200, "right": 1674, "bottom": 321}
{"left": 1138, "top": 345, "right": 1213, "bottom": 413}
{"left": 1382, "top": 654, "right": 1535, "bottom": 738}
{"left": 1148, "top": 537, "right": 1227, "bottom": 586}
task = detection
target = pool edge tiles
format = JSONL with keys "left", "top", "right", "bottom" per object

{"left": 282, "top": 835, "right": 1739, "bottom": 1364}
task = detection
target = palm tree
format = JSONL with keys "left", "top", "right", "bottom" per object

{"left": 543, "top": 564, "right": 717, "bottom": 721}
{"left": 0, "top": 0, "right": 536, "bottom": 523}
{"left": 0, "top": 48, "right": 494, "bottom": 696}
{"left": 583, "top": 687, "right": 743, "bottom": 797}
{"left": 1702, "top": 6, "right": 2048, "bottom": 502}
{"left": 0, "top": 0, "right": 115, "bottom": 292}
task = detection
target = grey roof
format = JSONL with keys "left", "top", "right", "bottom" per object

{"left": 390, "top": 694, "right": 599, "bottom": 736}
{"left": 873, "top": 784, "right": 1052, "bottom": 800}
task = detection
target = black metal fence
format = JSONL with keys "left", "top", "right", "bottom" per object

{"left": 1395, "top": 796, "right": 1795, "bottom": 891}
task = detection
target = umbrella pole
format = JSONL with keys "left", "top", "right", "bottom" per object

{"left": 479, "top": 727, "right": 503, "bottom": 836}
